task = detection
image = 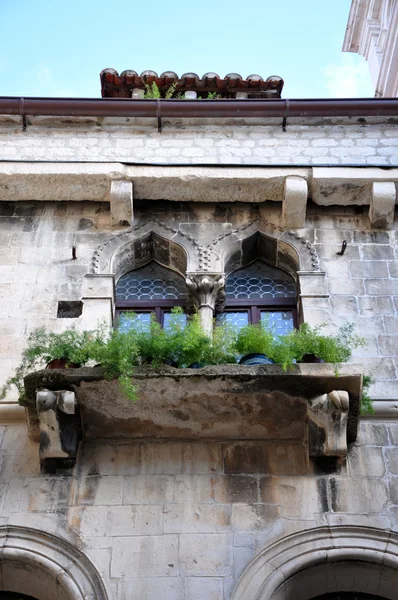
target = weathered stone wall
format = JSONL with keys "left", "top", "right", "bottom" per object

{"left": 0, "top": 119, "right": 397, "bottom": 166}
{"left": 0, "top": 419, "right": 395, "bottom": 599}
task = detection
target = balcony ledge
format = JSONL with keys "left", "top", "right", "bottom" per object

{"left": 22, "top": 364, "right": 362, "bottom": 472}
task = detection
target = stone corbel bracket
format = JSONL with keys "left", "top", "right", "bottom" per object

{"left": 36, "top": 389, "right": 80, "bottom": 472}
{"left": 308, "top": 390, "right": 350, "bottom": 457}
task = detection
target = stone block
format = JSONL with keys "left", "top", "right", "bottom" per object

{"left": 77, "top": 504, "right": 163, "bottom": 536}
{"left": 179, "top": 533, "right": 233, "bottom": 576}
{"left": 389, "top": 477, "right": 398, "bottom": 503}
{"left": 82, "top": 274, "right": 114, "bottom": 298}
{"left": 277, "top": 476, "right": 327, "bottom": 518}
{"left": 386, "top": 449, "right": 398, "bottom": 476}
{"left": 349, "top": 260, "right": 389, "bottom": 278}
{"left": 366, "top": 279, "right": 398, "bottom": 295}
{"left": 118, "top": 577, "right": 184, "bottom": 600}
{"left": 355, "top": 422, "right": 388, "bottom": 446}
{"left": 383, "top": 315, "right": 398, "bottom": 333}
{"left": 174, "top": 475, "right": 214, "bottom": 504}
{"left": 328, "top": 278, "right": 365, "bottom": 296}
{"left": 330, "top": 477, "right": 388, "bottom": 512}
{"left": 298, "top": 273, "right": 328, "bottom": 297}
{"left": 74, "top": 475, "right": 124, "bottom": 506}
{"left": 378, "top": 335, "right": 398, "bottom": 356}
{"left": 330, "top": 296, "right": 358, "bottom": 315}
{"left": 347, "top": 446, "right": 385, "bottom": 477}
{"left": 223, "top": 443, "right": 308, "bottom": 475}
{"left": 163, "top": 504, "right": 231, "bottom": 533}
{"left": 231, "top": 504, "right": 280, "bottom": 531}
{"left": 388, "top": 424, "right": 398, "bottom": 446}
{"left": 358, "top": 296, "right": 394, "bottom": 315}
{"left": 123, "top": 475, "right": 174, "bottom": 504}
{"left": 111, "top": 535, "right": 179, "bottom": 577}
{"left": 213, "top": 475, "right": 258, "bottom": 504}
{"left": 282, "top": 176, "right": 308, "bottom": 229}
{"left": 184, "top": 577, "right": 223, "bottom": 600}
{"left": 361, "top": 245, "right": 395, "bottom": 260}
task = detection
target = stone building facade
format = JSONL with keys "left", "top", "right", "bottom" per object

{"left": 0, "top": 79, "right": 398, "bottom": 599}
{"left": 343, "top": 0, "right": 398, "bottom": 97}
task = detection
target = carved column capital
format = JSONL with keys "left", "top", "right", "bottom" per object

{"left": 308, "top": 390, "right": 349, "bottom": 458}
{"left": 186, "top": 273, "right": 226, "bottom": 313}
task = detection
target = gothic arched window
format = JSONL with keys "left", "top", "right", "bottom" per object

{"left": 218, "top": 260, "right": 297, "bottom": 335}
{"left": 115, "top": 261, "right": 187, "bottom": 328}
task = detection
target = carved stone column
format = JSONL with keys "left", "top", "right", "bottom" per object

{"left": 307, "top": 390, "right": 349, "bottom": 457}
{"left": 186, "top": 273, "right": 225, "bottom": 336}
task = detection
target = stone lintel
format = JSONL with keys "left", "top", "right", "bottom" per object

{"left": 110, "top": 180, "right": 133, "bottom": 227}
{"left": 283, "top": 176, "right": 308, "bottom": 229}
{"left": 370, "top": 180, "right": 396, "bottom": 229}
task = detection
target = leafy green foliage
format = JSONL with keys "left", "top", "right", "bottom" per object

{"left": 0, "top": 327, "right": 103, "bottom": 400}
{"left": 361, "top": 374, "right": 374, "bottom": 414}
{"left": 277, "top": 322, "right": 366, "bottom": 370}
{"left": 235, "top": 322, "right": 275, "bottom": 357}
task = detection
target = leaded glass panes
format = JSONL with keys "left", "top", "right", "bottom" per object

{"left": 116, "top": 263, "right": 186, "bottom": 301}
{"left": 216, "top": 312, "right": 249, "bottom": 329}
{"left": 118, "top": 312, "right": 151, "bottom": 333}
{"left": 226, "top": 261, "right": 295, "bottom": 299}
{"left": 261, "top": 311, "right": 294, "bottom": 336}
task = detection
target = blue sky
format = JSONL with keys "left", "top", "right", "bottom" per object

{"left": 0, "top": 0, "right": 374, "bottom": 98}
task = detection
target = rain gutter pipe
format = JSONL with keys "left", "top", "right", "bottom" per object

{"left": 1, "top": 97, "right": 398, "bottom": 119}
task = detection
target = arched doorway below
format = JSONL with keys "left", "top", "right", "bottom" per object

{"left": 311, "top": 595, "right": 390, "bottom": 600}
{"left": 0, "top": 595, "right": 39, "bottom": 599}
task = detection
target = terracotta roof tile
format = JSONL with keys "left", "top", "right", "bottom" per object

{"left": 100, "top": 69, "right": 284, "bottom": 99}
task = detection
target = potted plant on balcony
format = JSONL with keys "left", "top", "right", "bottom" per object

{"left": 0, "top": 326, "right": 101, "bottom": 400}
{"left": 273, "top": 322, "right": 366, "bottom": 371}
{"left": 235, "top": 322, "right": 276, "bottom": 365}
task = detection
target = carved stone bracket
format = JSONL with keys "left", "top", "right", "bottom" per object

{"left": 36, "top": 389, "right": 79, "bottom": 472}
{"left": 186, "top": 273, "right": 226, "bottom": 312}
{"left": 307, "top": 389, "right": 349, "bottom": 457}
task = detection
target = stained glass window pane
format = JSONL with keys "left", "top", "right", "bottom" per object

{"left": 118, "top": 312, "right": 151, "bottom": 332}
{"left": 261, "top": 311, "right": 294, "bottom": 336}
{"left": 116, "top": 263, "right": 186, "bottom": 301}
{"left": 216, "top": 312, "right": 249, "bottom": 329}
{"left": 226, "top": 261, "right": 295, "bottom": 299}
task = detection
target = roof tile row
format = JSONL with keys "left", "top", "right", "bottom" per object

{"left": 100, "top": 69, "right": 284, "bottom": 98}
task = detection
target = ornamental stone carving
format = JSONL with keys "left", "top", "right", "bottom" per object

{"left": 186, "top": 273, "right": 226, "bottom": 312}
{"left": 308, "top": 389, "right": 349, "bottom": 457}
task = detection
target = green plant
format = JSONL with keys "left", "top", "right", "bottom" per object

{"left": 165, "top": 309, "right": 212, "bottom": 367}
{"left": 282, "top": 322, "right": 366, "bottom": 368}
{"left": 361, "top": 374, "right": 374, "bottom": 414}
{"left": 143, "top": 82, "right": 183, "bottom": 100}
{"left": 88, "top": 325, "right": 139, "bottom": 401}
{"left": 0, "top": 327, "right": 100, "bottom": 400}
{"left": 235, "top": 322, "right": 275, "bottom": 358}
{"left": 209, "top": 320, "right": 237, "bottom": 364}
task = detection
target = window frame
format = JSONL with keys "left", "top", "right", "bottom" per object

{"left": 115, "top": 299, "right": 186, "bottom": 327}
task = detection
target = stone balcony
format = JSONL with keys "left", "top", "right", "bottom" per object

{"left": 22, "top": 364, "right": 363, "bottom": 473}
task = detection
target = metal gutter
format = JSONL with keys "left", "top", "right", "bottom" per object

{"left": 1, "top": 97, "right": 398, "bottom": 118}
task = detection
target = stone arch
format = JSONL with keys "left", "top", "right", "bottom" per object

{"left": 231, "top": 525, "right": 398, "bottom": 600}
{"left": 91, "top": 219, "right": 194, "bottom": 277}
{"left": 214, "top": 223, "right": 320, "bottom": 278}
{"left": 0, "top": 525, "right": 108, "bottom": 600}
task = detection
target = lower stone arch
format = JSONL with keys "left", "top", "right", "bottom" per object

{"left": 231, "top": 526, "right": 398, "bottom": 600}
{"left": 0, "top": 526, "right": 108, "bottom": 600}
